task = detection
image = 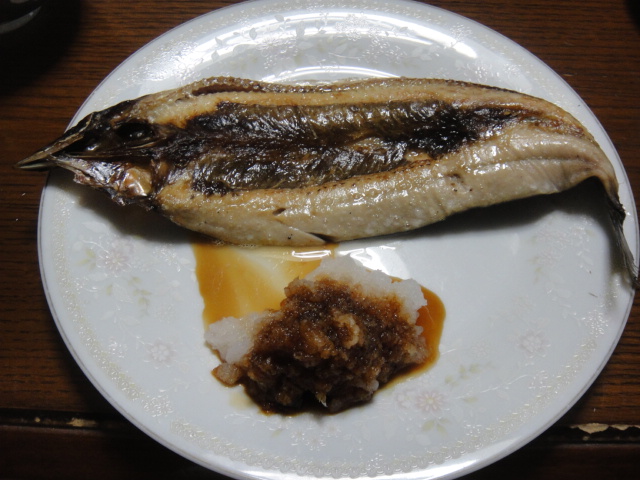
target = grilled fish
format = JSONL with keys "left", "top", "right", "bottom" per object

{"left": 17, "top": 76, "right": 637, "bottom": 283}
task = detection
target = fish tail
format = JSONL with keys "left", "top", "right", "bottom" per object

{"left": 607, "top": 192, "right": 639, "bottom": 288}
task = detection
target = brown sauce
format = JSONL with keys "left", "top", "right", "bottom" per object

{"left": 414, "top": 286, "right": 445, "bottom": 373}
{"left": 192, "top": 241, "right": 445, "bottom": 373}
{"left": 193, "top": 241, "right": 333, "bottom": 322}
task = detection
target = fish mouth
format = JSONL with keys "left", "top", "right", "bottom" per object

{"left": 15, "top": 113, "right": 96, "bottom": 170}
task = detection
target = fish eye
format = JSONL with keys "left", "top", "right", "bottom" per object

{"left": 115, "top": 122, "right": 154, "bottom": 142}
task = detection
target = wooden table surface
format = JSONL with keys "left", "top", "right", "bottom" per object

{"left": 1, "top": 0, "right": 639, "bottom": 478}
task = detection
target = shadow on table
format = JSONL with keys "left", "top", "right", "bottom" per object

{"left": 627, "top": 0, "right": 640, "bottom": 29}
{"left": 0, "top": 0, "right": 82, "bottom": 95}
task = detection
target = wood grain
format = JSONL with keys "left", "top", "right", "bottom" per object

{"left": 1, "top": 0, "right": 639, "bottom": 478}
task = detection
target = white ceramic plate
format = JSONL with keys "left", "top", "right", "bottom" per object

{"left": 38, "top": 0, "right": 638, "bottom": 479}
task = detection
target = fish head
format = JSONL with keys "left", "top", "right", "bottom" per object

{"left": 16, "top": 98, "right": 172, "bottom": 206}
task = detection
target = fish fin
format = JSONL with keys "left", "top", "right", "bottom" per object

{"left": 607, "top": 193, "right": 639, "bottom": 288}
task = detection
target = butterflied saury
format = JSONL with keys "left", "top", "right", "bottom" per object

{"left": 17, "top": 76, "right": 637, "bottom": 284}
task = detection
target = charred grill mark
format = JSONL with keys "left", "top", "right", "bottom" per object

{"left": 188, "top": 101, "right": 532, "bottom": 148}
{"left": 178, "top": 100, "right": 540, "bottom": 195}
{"left": 189, "top": 140, "right": 407, "bottom": 195}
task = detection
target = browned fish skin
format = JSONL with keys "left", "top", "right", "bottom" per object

{"left": 16, "top": 76, "right": 637, "bottom": 284}
{"left": 186, "top": 101, "right": 541, "bottom": 194}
